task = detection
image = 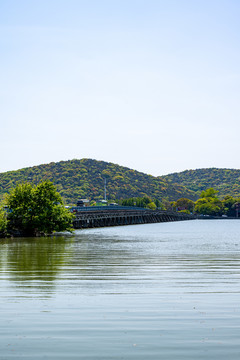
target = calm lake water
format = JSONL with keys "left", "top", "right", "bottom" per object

{"left": 0, "top": 220, "right": 240, "bottom": 359}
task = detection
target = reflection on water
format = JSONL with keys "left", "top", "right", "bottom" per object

{"left": 0, "top": 236, "right": 74, "bottom": 292}
{"left": 0, "top": 220, "right": 240, "bottom": 359}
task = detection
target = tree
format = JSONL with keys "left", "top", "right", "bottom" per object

{"left": 176, "top": 198, "right": 194, "bottom": 212}
{"left": 154, "top": 199, "right": 162, "bottom": 209}
{"left": 170, "top": 201, "right": 177, "bottom": 211}
{"left": 194, "top": 188, "right": 223, "bottom": 216}
{"left": 6, "top": 181, "right": 74, "bottom": 236}
{"left": 0, "top": 207, "right": 7, "bottom": 236}
{"left": 147, "top": 202, "right": 157, "bottom": 210}
{"left": 223, "top": 196, "right": 240, "bottom": 217}
{"left": 6, "top": 183, "right": 34, "bottom": 235}
{"left": 200, "top": 188, "right": 219, "bottom": 199}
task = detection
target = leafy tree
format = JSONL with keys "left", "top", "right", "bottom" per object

{"left": 176, "top": 198, "right": 194, "bottom": 212}
{"left": 147, "top": 202, "right": 157, "bottom": 210}
{"left": 0, "top": 207, "right": 7, "bottom": 236}
{"left": 222, "top": 196, "right": 236, "bottom": 217}
{"left": 194, "top": 188, "right": 224, "bottom": 216}
{"left": 6, "top": 181, "right": 73, "bottom": 236}
{"left": 121, "top": 198, "right": 135, "bottom": 207}
{"left": 137, "top": 196, "right": 151, "bottom": 208}
{"left": 223, "top": 196, "right": 240, "bottom": 217}
{"left": 170, "top": 201, "right": 177, "bottom": 211}
{"left": 7, "top": 183, "right": 34, "bottom": 235}
{"left": 200, "top": 188, "right": 219, "bottom": 199}
{"left": 121, "top": 196, "right": 157, "bottom": 208}
{"left": 154, "top": 199, "right": 163, "bottom": 209}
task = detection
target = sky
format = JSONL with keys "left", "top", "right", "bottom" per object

{"left": 0, "top": 0, "right": 240, "bottom": 176}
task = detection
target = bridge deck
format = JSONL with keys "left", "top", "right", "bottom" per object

{"left": 73, "top": 208, "right": 195, "bottom": 229}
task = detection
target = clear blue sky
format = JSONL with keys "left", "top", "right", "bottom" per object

{"left": 1, "top": 0, "right": 240, "bottom": 175}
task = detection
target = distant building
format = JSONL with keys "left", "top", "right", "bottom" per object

{"left": 76, "top": 199, "right": 90, "bottom": 207}
{"left": 95, "top": 200, "right": 108, "bottom": 206}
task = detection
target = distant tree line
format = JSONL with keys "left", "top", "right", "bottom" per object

{"left": 170, "top": 188, "right": 240, "bottom": 217}
{"left": 118, "top": 188, "right": 240, "bottom": 217}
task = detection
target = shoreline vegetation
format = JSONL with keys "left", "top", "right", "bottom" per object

{"left": 0, "top": 178, "right": 240, "bottom": 238}
{"left": 0, "top": 181, "right": 74, "bottom": 238}
{"left": 120, "top": 188, "right": 240, "bottom": 218}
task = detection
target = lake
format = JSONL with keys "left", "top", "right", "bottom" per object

{"left": 0, "top": 220, "right": 240, "bottom": 359}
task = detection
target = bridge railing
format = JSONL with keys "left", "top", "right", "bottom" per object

{"left": 71, "top": 205, "right": 195, "bottom": 219}
{"left": 71, "top": 205, "right": 150, "bottom": 212}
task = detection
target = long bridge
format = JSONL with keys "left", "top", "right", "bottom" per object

{"left": 72, "top": 206, "right": 195, "bottom": 229}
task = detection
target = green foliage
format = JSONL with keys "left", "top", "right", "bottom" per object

{"left": 173, "top": 189, "right": 240, "bottom": 217}
{"left": 175, "top": 198, "right": 194, "bottom": 212}
{"left": 222, "top": 196, "right": 240, "bottom": 217}
{"left": 162, "top": 168, "right": 240, "bottom": 199}
{"left": 154, "top": 199, "right": 161, "bottom": 208}
{"left": 170, "top": 201, "right": 177, "bottom": 211}
{"left": 6, "top": 181, "right": 73, "bottom": 236}
{"left": 0, "top": 159, "right": 195, "bottom": 204}
{"left": 200, "top": 188, "right": 219, "bottom": 199}
{"left": 1, "top": 160, "right": 240, "bottom": 205}
{"left": 147, "top": 202, "right": 157, "bottom": 210}
{"left": 120, "top": 196, "right": 163, "bottom": 210}
{"left": 178, "top": 209, "right": 191, "bottom": 214}
{"left": 0, "top": 207, "right": 7, "bottom": 235}
{"left": 194, "top": 188, "right": 224, "bottom": 216}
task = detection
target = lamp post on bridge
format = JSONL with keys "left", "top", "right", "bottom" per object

{"left": 98, "top": 173, "right": 107, "bottom": 202}
{"left": 104, "top": 177, "right": 107, "bottom": 201}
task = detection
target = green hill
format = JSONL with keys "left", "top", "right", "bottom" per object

{"left": 0, "top": 159, "right": 195, "bottom": 204}
{"left": 161, "top": 168, "right": 240, "bottom": 199}
{"left": 1, "top": 160, "right": 239, "bottom": 204}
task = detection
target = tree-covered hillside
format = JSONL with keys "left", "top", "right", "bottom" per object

{"left": 0, "top": 159, "right": 195, "bottom": 204}
{"left": 161, "top": 168, "right": 240, "bottom": 199}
